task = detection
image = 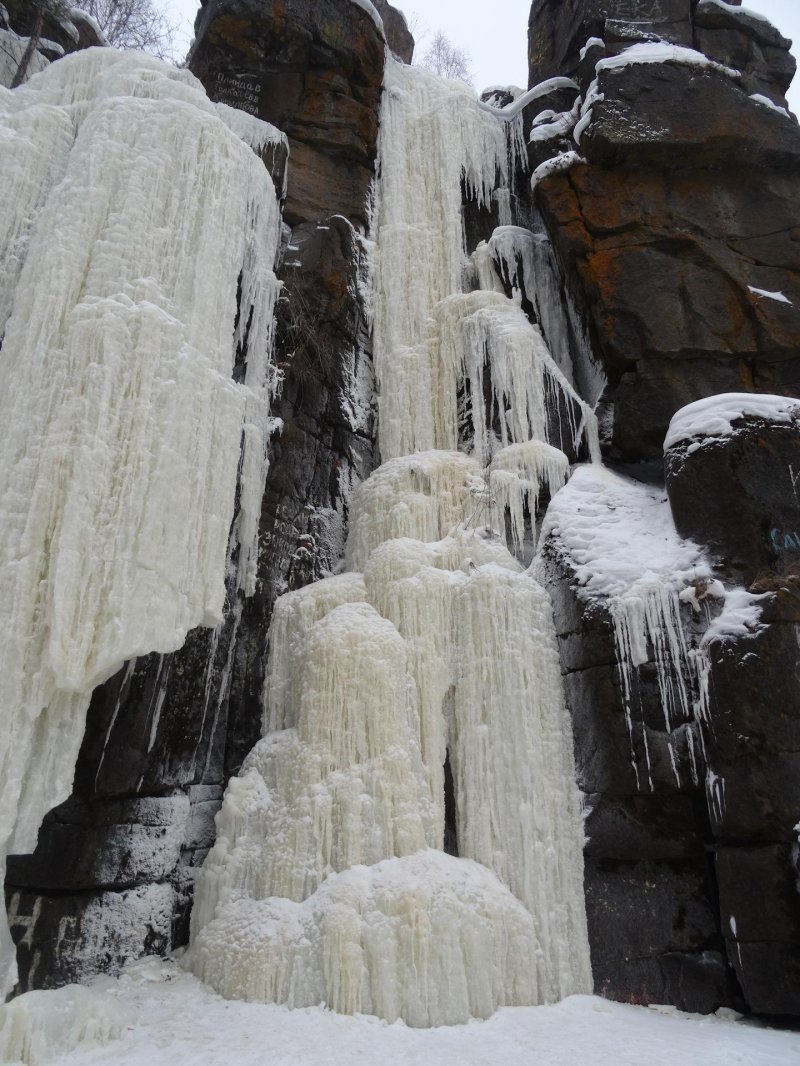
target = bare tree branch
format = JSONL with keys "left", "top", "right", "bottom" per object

{"left": 418, "top": 30, "right": 473, "bottom": 86}
{"left": 72, "top": 0, "right": 178, "bottom": 60}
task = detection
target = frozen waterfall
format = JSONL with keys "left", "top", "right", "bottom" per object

{"left": 0, "top": 50, "right": 284, "bottom": 997}
{"left": 188, "top": 57, "right": 592, "bottom": 1025}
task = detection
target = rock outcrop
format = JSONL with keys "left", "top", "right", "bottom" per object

{"left": 531, "top": 1, "right": 800, "bottom": 461}
{"left": 529, "top": 0, "right": 800, "bottom": 1017}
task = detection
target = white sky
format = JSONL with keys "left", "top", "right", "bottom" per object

{"left": 165, "top": 0, "right": 799, "bottom": 110}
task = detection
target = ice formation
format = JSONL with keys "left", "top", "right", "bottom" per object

{"left": 0, "top": 982, "right": 125, "bottom": 1065}
{"left": 189, "top": 57, "right": 591, "bottom": 1026}
{"left": 0, "top": 50, "right": 282, "bottom": 995}
{"left": 191, "top": 851, "right": 540, "bottom": 1027}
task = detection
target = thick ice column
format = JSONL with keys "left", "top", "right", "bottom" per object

{"left": 263, "top": 573, "right": 368, "bottom": 734}
{"left": 0, "top": 50, "right": 282, "bottom": 996}
{"left": 451, "top": 566, "right": 592, "bottom": 1001}
{"left": 192, "top": 601, "right": 436, "bottom": 935}
{"left": 344, "top": 451, "right": 483, "bottom": 571}
{"left": 370, "top": 59, "right": 511, "bottom": 460}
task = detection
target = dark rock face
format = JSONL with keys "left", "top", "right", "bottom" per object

{"left": 535, "top": 105, "right": 800, "bottom": 458}
{"left": 529, "top": 0, "right": 692, "bottom": 85}
{"left": 5, "top": 0, "right": 388, "bottom": 993}
{"left": 189, "top": 0, "right": 387, "bottom": 228}
{"left": 665, "top": 413, "right": 800, "bottom": 583}
{"left": 694, "top": 0, "right": 795, "bottom": 107}
{"left": 373, "top": 0, "right": 414, "bottom": 63}
{"left": 540, "top": 546, "right": 729, "bottom": 1012}
{"left": 528, "top": 0, "right": 800, "bottom": 1017}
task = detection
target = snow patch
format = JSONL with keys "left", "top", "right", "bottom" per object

{"left": 596, "top": 42, "right": 740, "bottom": 80}
{"left": 748, "top": 284, "right": 792, "bottom": 303}
{"left": 531, "top": 151, "right": 584, "bottom": 189}
{"left": 665, "top": 392, "right": 800, "bottom": 450}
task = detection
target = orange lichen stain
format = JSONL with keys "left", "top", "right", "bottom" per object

{"left": 587, "top": 248, "right": 623, "bottom": 306}
{"left": 324, "top": 266, "right": 348, "bottom": 302}
{"left": 209, "top": 16, "right": 259, "bottom": 61}
{"left": 738, "top": 363, "right": 756, "bottom": 390}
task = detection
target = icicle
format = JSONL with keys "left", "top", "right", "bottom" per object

{"left": 431, "top": 290, "right": 599, "bottom": 464}
{"left": 489, "top": 440, "right": 569, "bottom": 554}
{"left": 370, "top": 59, "right": 511, "bottom": 461}
{"left": 452, "top": 566, "right": 592, "bottom": 1000}
{"left": 192, "top": 601, "right": 436, "bottom": 933}
{"left": 262, "top": 573, "right": 368, "bottom": 734}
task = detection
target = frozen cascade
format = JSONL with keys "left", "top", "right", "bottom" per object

{"left": 369, "top": 59, "right": 520, "bottom": 461}
{"left": 370, "top": 61, "right": 597, "bottom": 465}
{"left": 188, "top": 54, "right": 591, "bottom": 1026}
{"left": 0, "top": 50, "right": 283, "bottom": 996}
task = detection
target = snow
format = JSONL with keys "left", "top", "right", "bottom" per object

{"left": 0, "top": 49, "right": 282, "bottom": 996}
{"left": 540, "top": 465, "right": 713, "bottom": 787}
{"left": 748, "top": 283, "right": 793, "bottom": 302}
{"left": 580, "top": 37, "right": 605, "bottom": 61}
{"left": 531, "top": 151, "right": 584, "bottom": 189}
{"left": 529, "top": 98, "right": 580, "bottom": 143}
{"left": 595, "top": 42, "right": 740, "bottom": 80}
{"left": 7, "top": 958, "right": 800, "bottom": 1066}
{"left": 477, "top": 77, "right": 580, "bottom": 121}
{"left": 664, "top": 392, "right": 800, "bottom": 450}
{"left": 573, "top": 107, "right": 594, "bottom": 144}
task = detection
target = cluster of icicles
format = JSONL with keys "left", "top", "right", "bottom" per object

{"left": 0, "top": 49, "right": 284, "bottom": 997}
{"left": 187, "top": 58, "right": 593, "bottom": 1026}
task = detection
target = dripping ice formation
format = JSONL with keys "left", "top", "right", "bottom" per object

{"left": 188, "top": 56, "right": 592, "bottom": 1025}
{"left": 0, "top": 49, "right": 283, "bottom": 997}
{"left": 369, "top": 60, "right": 597, "bottom": 466}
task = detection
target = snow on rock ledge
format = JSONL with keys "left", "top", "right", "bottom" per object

{"left": 0, "top": 48, "right": 282, "bottom": 996}
{"left": 664, "top": 393, "right": 800, "bottom": 451}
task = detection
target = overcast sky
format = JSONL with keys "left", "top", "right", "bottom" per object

{"left": 165, "top": 0, "right": 800, "bottom": 111}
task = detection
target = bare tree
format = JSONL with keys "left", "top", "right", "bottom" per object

{"left": 8, "top": 0, "right": 70, "bottom": 88}
{"left": 72, "top": 0, "right": 178, "bottom": 59}
{"left": 419, "top": 30, "right": 473, "bottom": 86}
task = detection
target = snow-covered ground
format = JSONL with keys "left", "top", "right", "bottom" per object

{"left": 7, "top": 958, "right": 797, "bottom": 1066}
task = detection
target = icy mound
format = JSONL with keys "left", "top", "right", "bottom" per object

{"left": 344, "top": 452, "right": 482, "bottom": 571}
{"left": 0, "top": 48, "right": 282, "bottom": 995}
{"left": 664, "top": 392, "right": 800, "bottom": 451}
{"left": 190, "top": 850, "right": 540, "bottom": 1027}
{"left": 192, "top": 601, "right": 435, "bottom": 933}
{"left": 263, "top": 574, "right": 368, "bottom": 733}
{"left": 0, "top": 983, "right": 124, "bottom": 1065}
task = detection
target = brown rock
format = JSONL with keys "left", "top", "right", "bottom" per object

{"left": 189, "top": 0, "right": 386, "bottom": 227}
